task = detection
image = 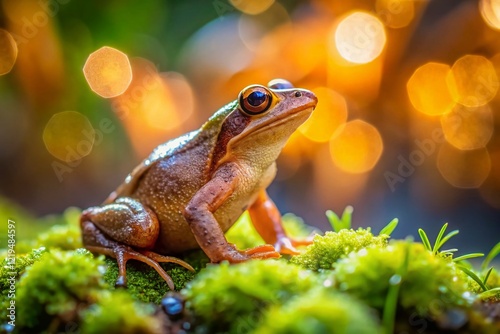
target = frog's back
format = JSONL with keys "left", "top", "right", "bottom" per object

{"left": 106, "top": 101, "right": 237, "bottom": 203}
{"left": 104, "top": 101, "right": 238, "bottom": 253}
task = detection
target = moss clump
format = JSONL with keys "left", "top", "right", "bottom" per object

{"left": 183, "top": 260, "right": 318, "bottom": 333}
{"left": 254, "top": 288, "right": 382, "bottom": 334}
{"left": 335, "top": 241, "right": 469, "bottom": 317}
{"left": 17, "top": 248, "right": 105, "bottom": 329}
{"left": 81, "top": 290, "right": 161, "bottom": 334}
{"left": 291, "top": 228, "right": 388, "bottom": 271}
{"left": 33, "top": 223, "right": 82, "bottom": 251}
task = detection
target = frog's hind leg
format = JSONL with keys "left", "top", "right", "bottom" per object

{"left": 248, "top": 190, "right": 315, "bottom": 255}
{"left": 80, "top": 197, "right": 194, "bottom": 290}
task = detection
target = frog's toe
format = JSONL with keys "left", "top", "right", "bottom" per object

{"left": 112, "top": 245, "right": 176, "bottom": 291}
{"left": 138, "top": 250, "right": 196, "bottom": 272}
{"left": 242, "top": 244, "right": 280, "bottom": 259}
{"left": 274, "top": 235, "right": 314, "bottom": 255}
{"left": 243, "top": 244, "right": 275, "bottom": 255}
{"left": 115, "top": 275, "right": 127, "bottom": 288}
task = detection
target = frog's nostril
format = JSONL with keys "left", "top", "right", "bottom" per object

{"left": 294, "top": 91, "right": 302, "bottom": 98}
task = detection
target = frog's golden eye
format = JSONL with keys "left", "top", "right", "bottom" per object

{"left": 239, "top": 85, "right": 273, "bottom": 116}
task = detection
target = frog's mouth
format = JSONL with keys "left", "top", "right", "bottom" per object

{"left": 248, "top": 103, "right": 315, "bottom": 138}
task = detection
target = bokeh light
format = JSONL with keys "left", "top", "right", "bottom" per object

{"left": 143, "top": 72, "right": 195, "bottom": 131}
{"left": 329, "top": 120, "right": 383, "bottom": 173}
{"left": 376, "top": 0, "right": 415, "bottom": 29}
{"left": 298, "top": 87, "right": 347, "bottom": 143}
{"left": 440, "top": 104, "right": 493, "bottom": 150}
{"left": 83, "top": 46, "right": 133, "bottom": 98}
{"left": 43, "top": 111, "right": 95, "bottom": 162}
{"left": 0, "top": 28, "right": 18, "bottom": 75}
{"left": 437, "top": 143, "right": 491, "bottom": 188}
{"left": 446, "top": 55, "right": 499, "bottom": 107}
{"left": 230, "top": 0, "right": 275, "bottom": 15}
{"left": 407, "top": 62, "right": 455, "bottom": 116}
{"left": 333, "top": 11, "right": 387, "bottom": 64}
{"left": 480, "top": 0, "right": 500, "bottom": 30}
{"left": 112, "top": 58, "right": 196, "bottom": 156}
{"left": 238, "top": 2, "right": 291, "bottom": 52}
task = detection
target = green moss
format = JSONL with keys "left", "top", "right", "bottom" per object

{"left": 81, "top": 290, "right": 161, "bottom": 334}
{"left": 0, "top": 248, "right": 47, "bottom": 322}
{"left": 102, "top": 253, "right": 205, "bottom": 304}
{"left": 291, "top": 228, "right": 388, "bottom": 271}
{"left": 335, "top": 241, "right": 469, "bottom": 317}
{"left": 17, "top": 249, "right": 105, "bottom": 330}
{"left": 32, "top": 207, "right": 82, "bottom": 251}
{"left": 255, "top": 288, "right": 382, "bottom": 334}
{"left": 183, "top": 260, "right": 319, "bottom": 333}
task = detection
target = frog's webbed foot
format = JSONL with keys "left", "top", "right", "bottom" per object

{"left": 214, "top": 243, "right": 280, "bottom": 263}
{"left": 110, "top": 246, "right": 194, "bottom": 290}
{"left": 82, "top": 224, "right": 194, "bottom": 290}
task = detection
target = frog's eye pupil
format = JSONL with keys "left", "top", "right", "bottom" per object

{"left": 248, "top": 91, "right": 266, "bottom": 107}
{"left": 239, "top": 86, "right": 273, "bottom": 116}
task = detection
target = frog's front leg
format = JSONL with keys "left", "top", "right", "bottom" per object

{"left": 183, "top": 163, "right": 280, "bottom": 263}
{"left": 80, "top": 197, "right": 194, "bottom": 290}
{"left": 248, "top": 190, "right": 314, "bottom": 255}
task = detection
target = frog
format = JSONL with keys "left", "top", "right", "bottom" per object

{"left": 80, "top": 79, "right": 318, "bottom": 290}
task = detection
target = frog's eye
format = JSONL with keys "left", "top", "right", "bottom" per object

{"left": 239, "top": 85, "right": 273, "bottom": 116}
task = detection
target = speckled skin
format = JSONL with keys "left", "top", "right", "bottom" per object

{"left": 81, "top": 85, "right": 317, "bottom": 263}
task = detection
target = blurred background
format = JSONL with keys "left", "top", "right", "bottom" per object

{"left": 0, "top": 0, "right": 499, "bottom": 253}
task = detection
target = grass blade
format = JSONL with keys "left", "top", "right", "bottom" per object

{"left": 435, "top": 230, "right": 459, "bottom": 254}
{"left": 440, "top": 248, "right": 458, "bottom": 254}
{"left": 483, "top": 267, "right": 493, "bottom": 286}
{"left": 478, "top": 287, "right": 500, "bottom": 300}
{"left": 418, "top": 229, "right": 432, "bottom": 252}
{"left": 481, "top": 242, "right": 500, "bottom": 271}
{"left": 432, "top": 223, "right": 448, "bottom": 254}
{"left": 379, "top": 218, "right": 399, "bottom": 236}
{"left": 340, "top": 206, "right": 353, "bottom": 230}
{"left": 458, "top": 265, "right": 488, "bottom": 292}
{"left": 453, "top": 253, "right": 484, "bottom": 263}
{"left": 326, "top": 210, "right": 343, "bottom": 232}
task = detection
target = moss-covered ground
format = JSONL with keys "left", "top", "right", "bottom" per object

{"left": 0, "top": 203, "right": 499, "bottom": 334}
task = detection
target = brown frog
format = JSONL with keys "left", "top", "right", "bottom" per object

{"left": 80, "top": 79, "right": 318, "bottom": 290}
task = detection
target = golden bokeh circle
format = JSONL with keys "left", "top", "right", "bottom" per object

{"left": 376, "top": 0, "right": 415, "bottom": 28}
{"left": 0, "top": 29, "right": 18, "bottom": 75}
{"left": 446, "top": 55, "right": 499, "bottom": 107}
{"left": 298, "top": 87, "right": 347, "bottom": 143}
{"left": 407, "top": 62, "right": 455, "bottom": 116}
{"left": 230, "top": 0, "right": 274, "bottom": 15}
{"left": 437, "top": 143, "right": 491, "bottom": 188}
{"left": 334, "top": 11, "right": 387, "bottom": 64}
{"left": 440, "top": 104, "right": 493, "bottom": 150}
{"left": 329, "top": 120, "right": 383, "bottom": 173}
{"left": 83, "top": 46, "right": 133, "bottom": 98}
{"left": 479, "top": 0, "right": 500, "bottom": 30}
{"left": 43, "top": 111, "right": 95, "bottom": 162}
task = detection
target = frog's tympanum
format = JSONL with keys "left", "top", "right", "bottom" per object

{"left": 80, "top": 79, "right": 318, "bottom": 289}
